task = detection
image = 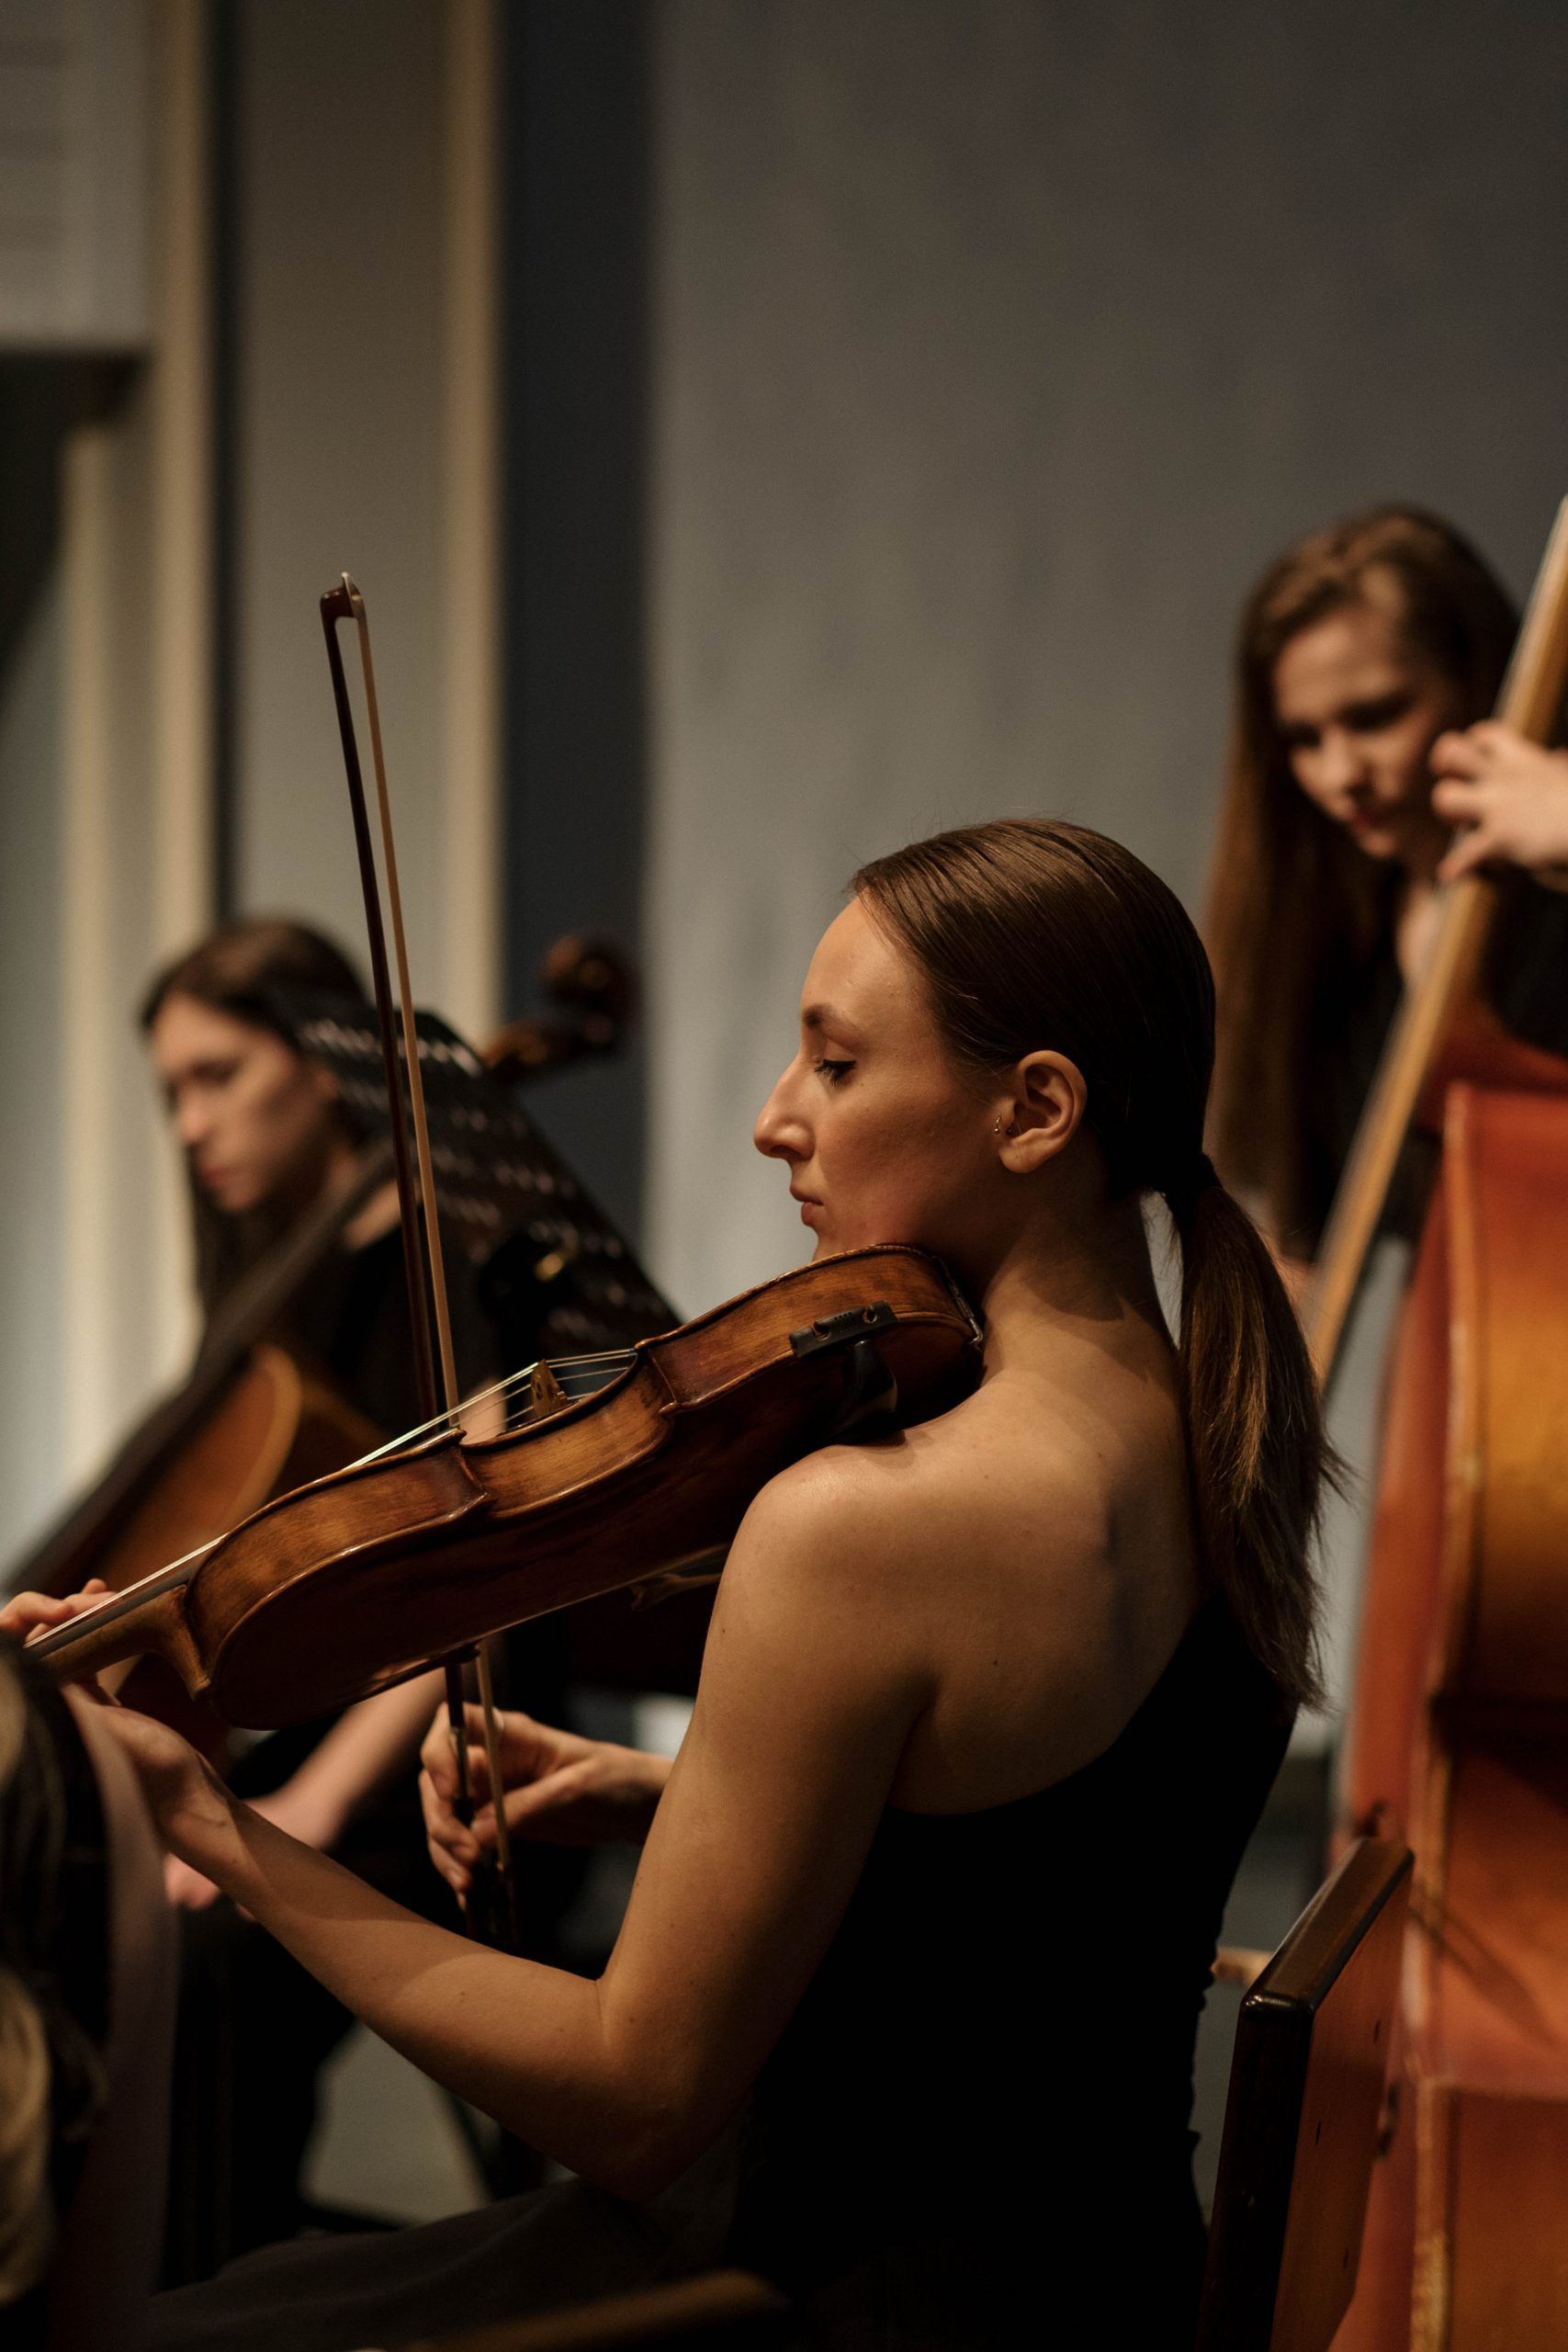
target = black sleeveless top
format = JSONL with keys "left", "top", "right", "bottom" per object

{"left": 729, "top": 1599, "right": 1292, "bottom": 2348}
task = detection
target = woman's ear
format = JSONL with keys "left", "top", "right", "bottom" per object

{"left": 997, "top": 1051, "right": 1087, "bottom": 1172}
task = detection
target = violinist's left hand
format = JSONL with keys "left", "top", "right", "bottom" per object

{"left": 0, "top": 1577, "right": 115, "bottom": 1688}
{"left": 1431, "top": 724, "right": 1568, "bottom": 887}
{"left": 89, "top": 1702, "right": 247, "bottom": 1895}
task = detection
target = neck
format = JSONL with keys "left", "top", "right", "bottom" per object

{"left": 975, "top": 1189, "right": 1169, "bottom": 1381}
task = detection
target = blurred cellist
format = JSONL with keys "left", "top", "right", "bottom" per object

{"left": 1204, "top": 504, "right": 1568, "bottom": 1278}
{"left": 129, "top": 917, "right": 513, "bottom": 2282}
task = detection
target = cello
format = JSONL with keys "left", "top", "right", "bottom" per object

{"left": 1304, "top": 502, "right": 1568, "bottom": 2349}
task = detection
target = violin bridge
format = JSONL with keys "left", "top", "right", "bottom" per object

{"left": 529, "top": 1360, "right": 570, "bottom": 1421}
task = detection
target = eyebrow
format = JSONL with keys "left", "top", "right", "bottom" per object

{"left": 801, "top": 1002, "right": 863, "bottom": 1044}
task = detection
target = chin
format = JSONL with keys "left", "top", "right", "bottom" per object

{"left": 1343, "top": 824, "right": 1399, "bottom": 863}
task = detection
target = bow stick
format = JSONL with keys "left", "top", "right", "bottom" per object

{"left": 321, "top": 575, "right": 517, "bottom": 1950}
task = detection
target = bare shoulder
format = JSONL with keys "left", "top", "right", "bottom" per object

{"left": 708, "top": 1374, "right": 1195, "bottom": 1805}
{"left": 720, "top": 1436, "right": 932, "bottom": 1612}
{"left": 725, "top": 1379, "right": 1111, "bottom": 1612}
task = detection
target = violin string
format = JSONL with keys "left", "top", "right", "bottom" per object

{"left": 45, "top": 1346, "right": 640, "bottom": 1637}
{"left": 346, "top": 1349, "right": 637, "bottom": 1467}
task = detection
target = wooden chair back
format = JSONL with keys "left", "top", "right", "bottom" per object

{"left": 1196, "top": 1837, "right": 1411, "bottom": 2352}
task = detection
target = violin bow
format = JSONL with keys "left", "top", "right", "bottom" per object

{"left": 320, "top": 575, "right": 517, "bottom": 1951}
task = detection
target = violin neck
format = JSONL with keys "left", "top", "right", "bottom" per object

{"left": 31, "top": 1560, "right": 203, "bottom": 1696}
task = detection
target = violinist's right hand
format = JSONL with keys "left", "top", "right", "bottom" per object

{"left": 0, "top": 1580, "right": 113, "bottom": 1689}
{"left": 419, "top": 1702, "right": 671, "bottom": 1896}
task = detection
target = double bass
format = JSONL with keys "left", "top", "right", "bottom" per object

{"left": 1307, "top": 503, "right": 1568, "bottom": 2349}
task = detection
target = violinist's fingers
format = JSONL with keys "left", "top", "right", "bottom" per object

{"left": 420, "top": 1704, "right": 457, "bottom": 1796}
{"left": 419, "top": 1700, "right": 529, "bottom": 1803}
{"left": 0, "top": 1589, "right": 97, "bottom": 1643}
{"left": 419, "top": 1766, "right": 479, "bottom": 1895}
{"left": 419, "top": 1703, "right": 489, "bottom": 1801}
{"left": 419, "top": 1764, "right": 481, "bottom": 1864}
{"left": 426, "top": 1826, "right": 473, "bottom": 1899}
{"left": 501, "top": 1761, "right": 594, "bottom": 1833}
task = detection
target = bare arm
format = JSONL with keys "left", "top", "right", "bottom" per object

{"left": 68, "top": 1460, "right": 928, "bottom": 2199}
{"left": 265, "top": 1668, "right": 446, "bottom": 1843}
{"left": 164, "top": 1667, "right": 446, "bottom": 1911}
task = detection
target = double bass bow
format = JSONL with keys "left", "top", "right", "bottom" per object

{"left": 1305, "top": 500, "right": 1568, "bottom": 2351}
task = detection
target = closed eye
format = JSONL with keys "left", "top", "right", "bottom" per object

{"left": 813, "top": 1058, "right": 854, "bottom": 1084}
{"left": 1342, "top": 693, "right": 1413, "bottom": 733}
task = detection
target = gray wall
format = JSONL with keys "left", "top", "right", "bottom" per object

{"left": 231, "top": 0, "right": 447, "bottom": 987}
{"left": 645, "top": 0, "right": 1568, "bottom": 1314}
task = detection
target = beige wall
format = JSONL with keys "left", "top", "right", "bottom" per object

{"left": 0, "top": 0, "right": 208, "bottom": 1565}
{"left": 232, "top": 0, "right": 500, "bottom": 1041}
{"left": 0, "top": 0, "right": 500, "bottom": 1566}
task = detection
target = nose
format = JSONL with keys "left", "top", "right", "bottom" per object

{"left": 1314, "top": 728, "right": 1371, "bottom": 797}
{"left": 173, "top": 1091, "right": 212, "bottom": 1151}
{"left": 753, "top": 1061, "right": 811, "bottom": 1164}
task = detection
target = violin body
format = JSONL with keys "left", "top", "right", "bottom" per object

{"left": 39, "top": 1247, "right": 979, "bottom": 1728}
{"left": 1337, "top": 1081, "right": 1568, "bottom": 2349}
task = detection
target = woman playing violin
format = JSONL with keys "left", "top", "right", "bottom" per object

{"left": 7, "top": 820, "right": 1330, "bottom": 2349}
{"left": 1205, "top": 505, "right": 1568, "bottom": 1272}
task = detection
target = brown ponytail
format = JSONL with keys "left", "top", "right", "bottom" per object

{"left": 853, "top": 819, "right": 1327, "bottom": 1711}
{"left": 1166, "top": 1171, "right": 1325, "bottom": 1704}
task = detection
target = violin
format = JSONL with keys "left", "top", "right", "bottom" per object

{"left": 30, "top": 1245, "right": 979, "bottom": 1724}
